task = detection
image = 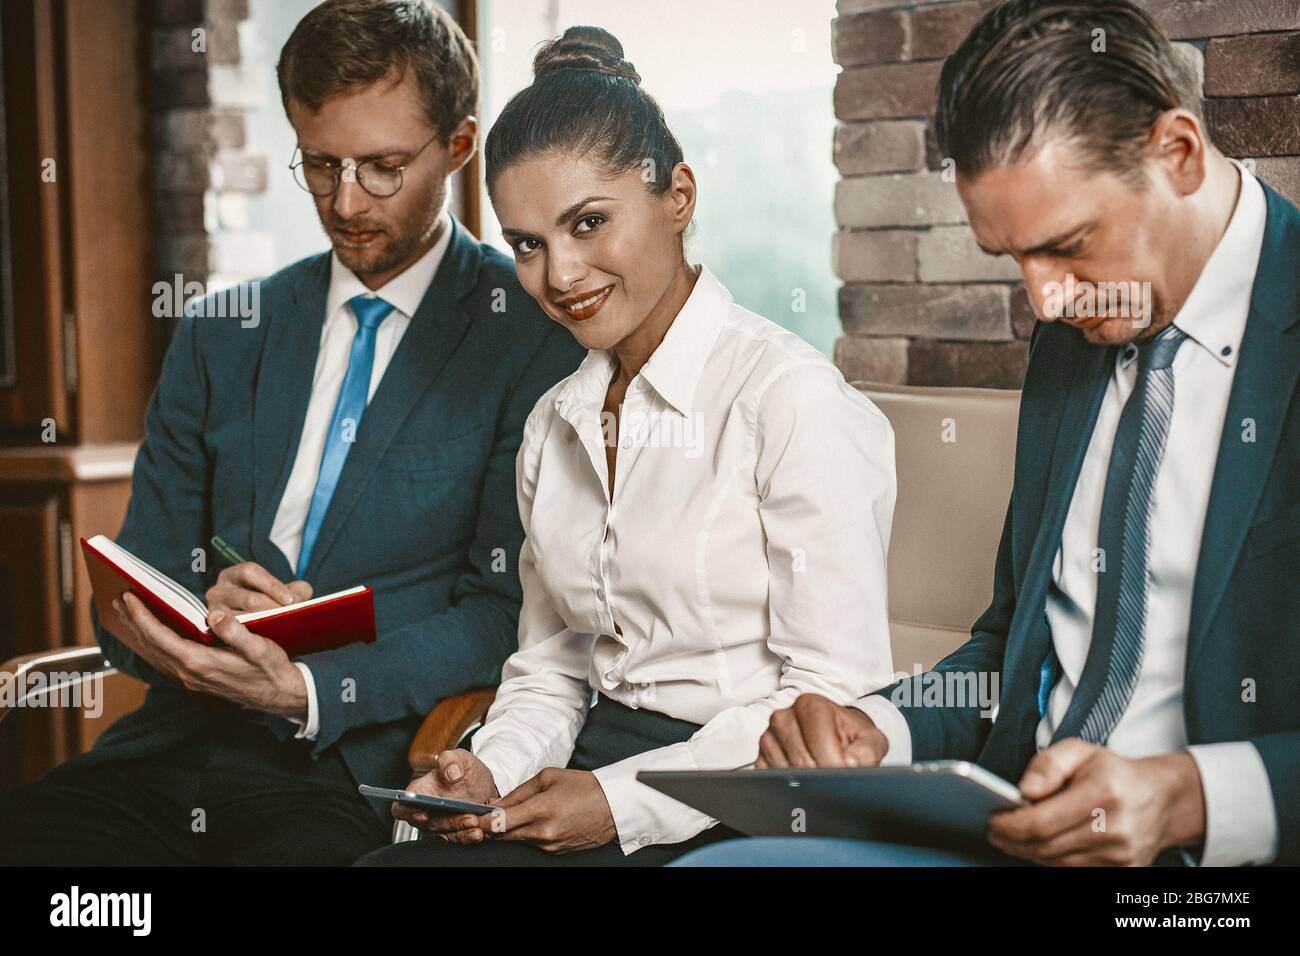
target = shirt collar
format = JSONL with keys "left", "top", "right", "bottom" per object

{"left": 555, "top": 264, "right": 732, "bottom": 418}
{"left": 325, "top": 206, "right": 454, "bottom": 324}
{"left": 1121, "top": 158, "right": 1266, "bottom": 371}
{"left": 639, "top": 264, "right": 732, "bottom": 414}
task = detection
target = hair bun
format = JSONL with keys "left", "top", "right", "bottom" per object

{"left": 534, "top": 25, "right": 641, "bottom": 85}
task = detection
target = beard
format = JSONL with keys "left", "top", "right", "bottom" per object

{"left": 331, "top": 222, "right": 426, "bottom": 277}
{"left": 325, "top": 192, "right": 444, "bottom": 279}
{"left": 1074, "top": 294, "right": 1171, "bottom": 346}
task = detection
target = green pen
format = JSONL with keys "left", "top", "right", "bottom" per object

{"left": 210, "top": 535, "right": 246, "bottom": 566}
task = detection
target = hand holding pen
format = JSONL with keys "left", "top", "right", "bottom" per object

{"left": 207, "top": 535, "right": 313, "bottom": 615}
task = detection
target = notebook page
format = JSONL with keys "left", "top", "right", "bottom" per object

{"left": 89, "top": 535, "right": 210, "bottom": 631}
{"left": 235, "top": 585, "right": 368, "bottom": 624}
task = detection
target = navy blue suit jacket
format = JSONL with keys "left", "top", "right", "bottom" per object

{"left": 886, "top": 183, "right": 1300, "bottom": 865}
{"left": 82, "top": 216, "right": 584, "bottom": 820}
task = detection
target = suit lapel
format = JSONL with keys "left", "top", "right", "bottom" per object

{"left": 1186, "top": 185, "right": 1300, "bottom": 675}
{"left": 1015, "top": 335, "right": 1113, "bottom": 645}
{"left": 987, "top": 332, "right": 1113, "bottom": 776}
{"left": 250, "top": 253, "right": 331, "bottom": 580}
{"left": 300, "top": 215, "right": 482, "bottom": 582}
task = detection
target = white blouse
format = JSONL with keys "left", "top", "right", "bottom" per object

{"left": 470, "top": 264, "right": 897, "bottom": 854}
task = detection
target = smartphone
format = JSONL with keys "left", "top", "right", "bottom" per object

{"left": 357, "top": 783, "right": 496, "bottom": 816}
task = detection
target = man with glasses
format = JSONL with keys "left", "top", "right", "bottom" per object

{"left": 0, "top": 0, "right": 582, "bottom": 866}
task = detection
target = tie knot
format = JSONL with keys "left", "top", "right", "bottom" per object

{"left": 1138, "top": 324, "right": 1187, "bottom": 372}
{"left": 348, "top": 294, "right": 394, "bottom": 331}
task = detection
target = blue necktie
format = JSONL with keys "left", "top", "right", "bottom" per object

{"left": 1043, "top": 324, "right": 1188, "bottom": 742}
{"left": 296, "top": 295, "right": 394, "bottom": 578}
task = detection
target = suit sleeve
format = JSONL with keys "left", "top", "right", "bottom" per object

{"left": 1251, "top": 731, "right": 1300, "bottom": 865}
{"left": 295, "top": 326, "right": 580, "bottom": 754}
{"left": 875, "top": 495, "right": 1016, "bottom": 761}
{"left": 869, "top": 320, "right": 1051, "bottom": 760}
{"left": 91, "top": 308, "right": 212, "bottom": 687}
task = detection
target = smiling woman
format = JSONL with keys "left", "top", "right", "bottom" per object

{"left": 475, "top": 0, "right": 840, "bottom": 355}
{"left": 355, "top": 24, "right": 899, "bottom": 869}
{"left": 482, "top": 27, "right": 700, "bottom": 358}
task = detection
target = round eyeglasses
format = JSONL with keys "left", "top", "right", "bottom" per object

{"left": 289, "top": 133, "right": 440, "bottom": 198}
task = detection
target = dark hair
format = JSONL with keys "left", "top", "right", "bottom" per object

{"left": 277, "top": 0, "right": 478, "bottom": 145}
{"left": 935, "top": 0, "right": 1203, "bottom": 181}
{"left": 484, "top": 25, "right": 684, "bottom": 197}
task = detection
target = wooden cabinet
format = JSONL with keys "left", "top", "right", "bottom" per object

{"left": 0, "top": 448, "right": 150, "bottom": 789}
{"left": 0, "top": 0, "right": 155, "bottom": 786}
{"left": 1, "top": 0, "right": 160, "bottom": 444}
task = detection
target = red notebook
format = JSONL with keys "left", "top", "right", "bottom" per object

{"left": 81, "top": 534, "right": 375, "bottom": 657}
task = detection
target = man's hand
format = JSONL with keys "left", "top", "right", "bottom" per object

{"left": 756, "top": 693, "right": 889, "bottom": 768}
{"left": 112, "top": 591, "right": 308, "bottom": 720}
{"left": 987, "top": 739, "right": 1207, "bottom": 866}
{"left": 206, "top": 561, "right": 312, "bottom": 616}
{"left": 395, "top": 749, "right": 501, "bottom": 841}
{"left": 470, "top": 768, "right": 617, "bottom": 854}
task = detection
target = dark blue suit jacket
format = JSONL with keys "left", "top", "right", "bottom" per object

{"left": 81, "top": 216, "right": 584, "bottom": 820}
{"left": 886, "top": 183, "right": 1300, "bottom": 865}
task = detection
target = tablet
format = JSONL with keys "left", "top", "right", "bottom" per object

{"left": 636, "top": 761, "right": 1026, "bottom": 853}
{"left": 358, "top": 784, "right": 496, "bottom": 817}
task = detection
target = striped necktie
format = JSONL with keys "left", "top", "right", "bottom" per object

{"left": 1050, "top": 323, "right": 1189, "bottom": 744}
{"left": 296, "top": 294, "right": 394, "bottom": 578}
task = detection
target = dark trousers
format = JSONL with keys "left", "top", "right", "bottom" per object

{"left": 0, "top": 714, "right": 389, "bottom": 866}
{"left": 356, "top": 694, "right": 743, "bottom": 867}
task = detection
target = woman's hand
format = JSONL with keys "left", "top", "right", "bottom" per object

{"left": 473, "top": 768, "right": 618, "bottom": 853}
{"left": 393, "top": 749, "right": 500, "bottom": 841}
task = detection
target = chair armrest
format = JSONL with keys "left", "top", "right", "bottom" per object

{"left": 0, "top": 645, "right": 116, "bottom": 726}
{"left": 407, "top": 688, "right": 496, "bottom": 772}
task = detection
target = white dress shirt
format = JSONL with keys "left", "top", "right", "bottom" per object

{"left": 858, "top": 160, "right": 1279, "bottom": 866}
{"left": 272, "top": 208, "right": 453, "bottom": 739}
{"left": 470, "top": 263, "right": 898, "bottom": 854}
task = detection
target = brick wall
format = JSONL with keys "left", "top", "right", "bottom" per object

{"left": 151, "top": 0, "right": 272, "bottom": 290}
{"left": 831, "top": 0, "right": 1300, "bottom": 388}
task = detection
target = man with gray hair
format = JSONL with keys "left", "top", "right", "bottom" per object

{"left": 678, "top": 0, "right": 1299, "bottom": 867}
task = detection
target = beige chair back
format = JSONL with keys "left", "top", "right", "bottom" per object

{"left": 857, "top": 383, "right": 1022, "bottom": 675}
